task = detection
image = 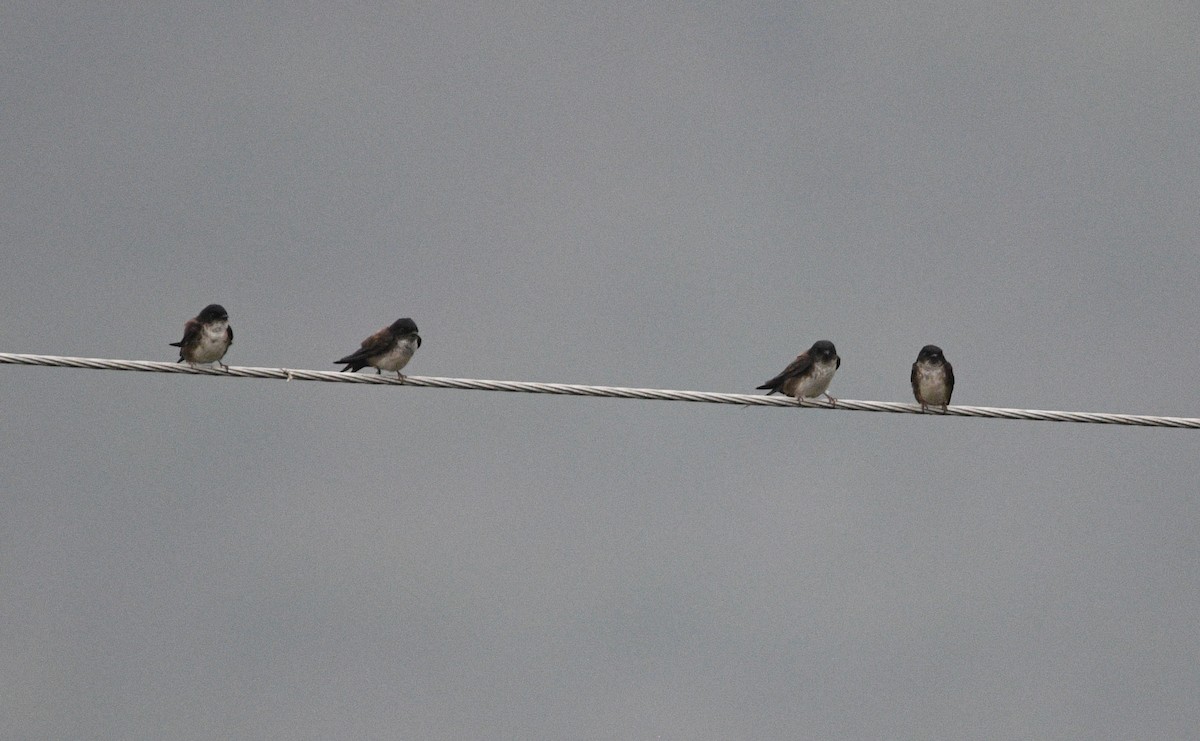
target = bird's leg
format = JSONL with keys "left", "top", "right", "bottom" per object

{"left": 824, "top": 393, "right": 837, "bottom": 408}
{"left": 395, "top": 372, "right": 406, "bottom": 381}
{"left": 217, "top": 361, "right": 229, "bottom": 372}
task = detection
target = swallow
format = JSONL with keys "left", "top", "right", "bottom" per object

{"left": 911, "top": 344, "right": 954, "bottom": 413}
{"left": 335, "top": 317, "right": 421, "bottom": 380}
{"left": 757, "top": 340, "right": 841, "bottom": 406}
{"left": 170, "top": 304, "right": 233, "bottom": 370}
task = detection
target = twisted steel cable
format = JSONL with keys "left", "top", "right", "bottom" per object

{"left": 1, "top": 352, "right": 1196, "bottom": 429}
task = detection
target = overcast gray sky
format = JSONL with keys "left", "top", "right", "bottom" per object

{"left": 2, "top": 2, "right": 1199, "bottom": 739}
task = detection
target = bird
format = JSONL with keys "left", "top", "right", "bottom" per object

{"left": 757, "top": 340, "right": 841, "bottom": 406}
{"left": 170, "top": 304, "right": 233, "bottom": 370}
{"left": 335, "top": 317, "right": 422, "bottom": 380}
{"left": 911, "top": 344, "right": 954, "bottom": 413}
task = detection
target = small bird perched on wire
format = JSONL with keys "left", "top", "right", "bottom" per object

{"left": 335, "top": 317, "right": 422, "bottom": 380}
{"left": 911, "top": 344, "right": 954, "bottom": 413}
{"left": 757, "top": 339, "right": 841, "bottom": 406}
{"left": 170, "top": 304, "right": 233, "bottom": 370}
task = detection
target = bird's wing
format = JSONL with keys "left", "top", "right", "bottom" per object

{"left": 334, "top": 326, "right": 393, "bottom": 365}
{"left": 756, "top": 352, "right": 813, "bottom": 392}
{"left": 169, "top": 317, "right": 202, "bottom": 349}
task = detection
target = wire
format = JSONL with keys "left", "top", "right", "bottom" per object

{"left": 1, "top": 352, "right": 1196, "bottom": 429}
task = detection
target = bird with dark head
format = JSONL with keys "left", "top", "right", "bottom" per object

{"left": 911, "top": 344, "right": 954, "bottom": 413}
{"left": 757, "top": 339, "right": 841, "bottom": 406}
{"left": 170, "top": 304, "right": 233, "bottom": 370}
{"left": 335, "top": 317, "right": 422, "bottom": 380}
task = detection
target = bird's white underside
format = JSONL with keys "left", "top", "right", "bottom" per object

{"left": 914, "top": 361, "right": 951, "bottom": 406}
{"left": 370, "top": 336, "right": 418, "bottom": 371}
{"left": 191, "top": 321, "right": 230, "bottom": 363}
{"left": 788, "top": 358, "right": 837, "bottom": 399}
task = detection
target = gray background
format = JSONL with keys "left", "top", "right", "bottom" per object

{"left": 3, "top": 3, "right": 1198, "bottom": 739}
